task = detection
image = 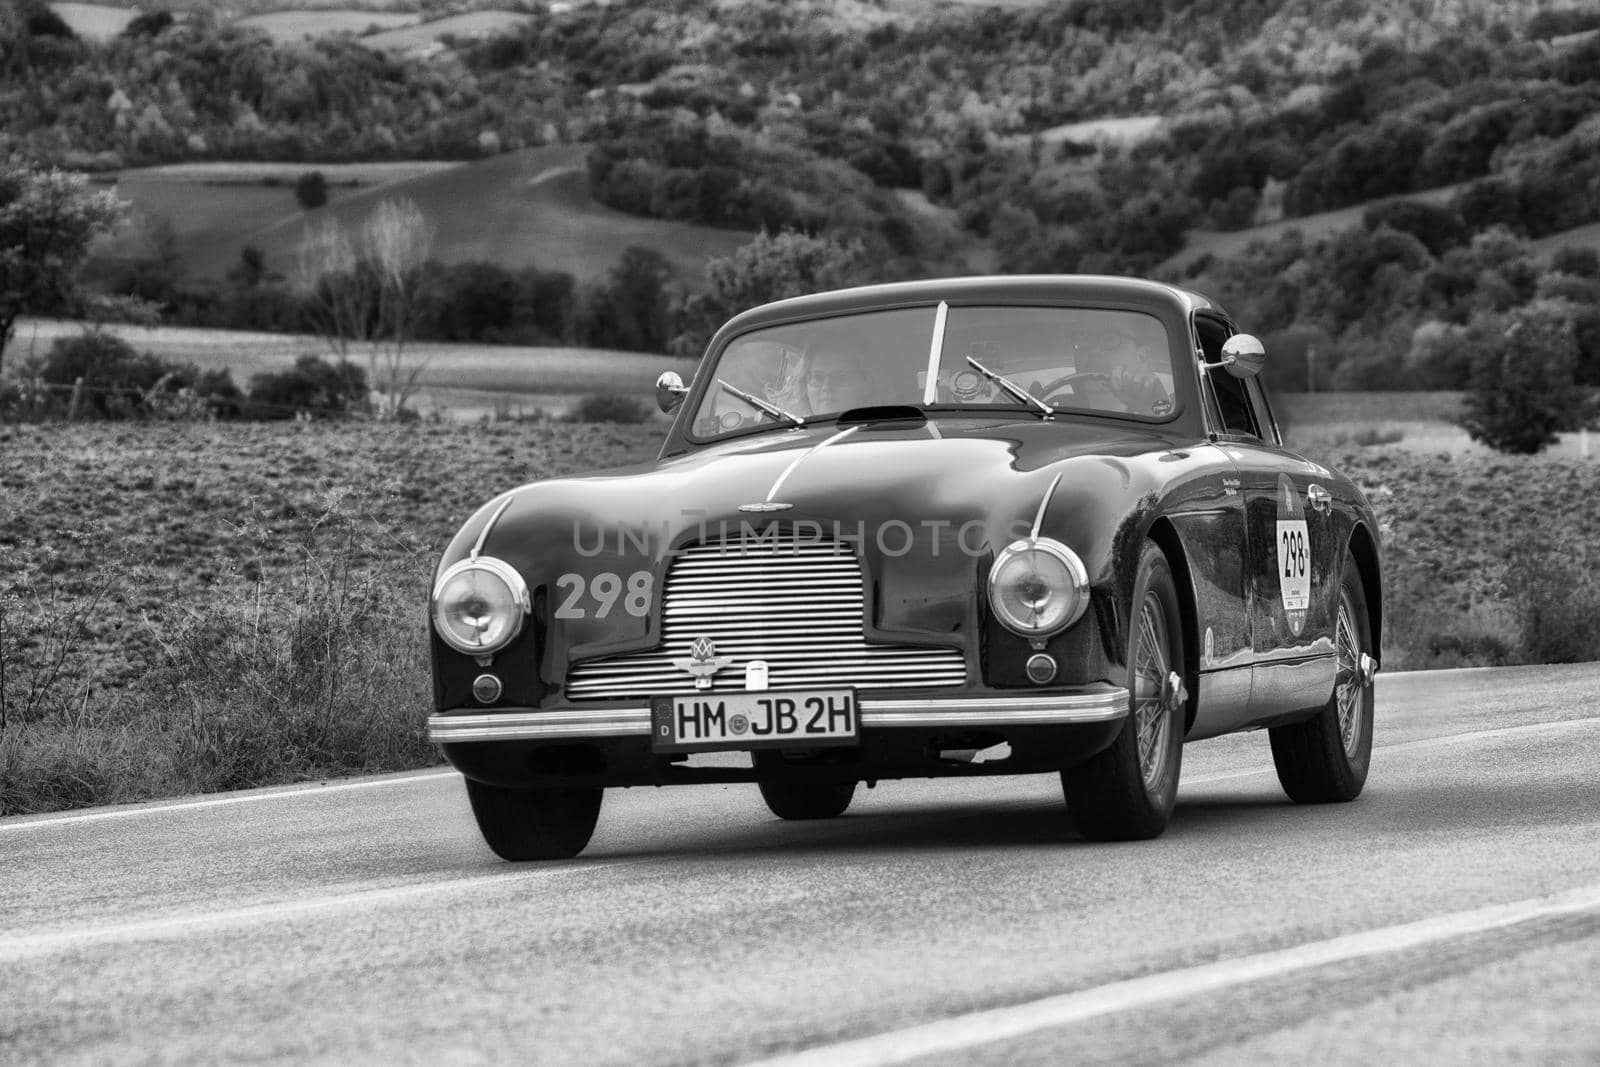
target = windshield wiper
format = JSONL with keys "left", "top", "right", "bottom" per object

{"left": 717, "top": 378, "right": 806, "bottom": 428}
{"left": 965, "top": 356, "right": 1054, "bottom": 417}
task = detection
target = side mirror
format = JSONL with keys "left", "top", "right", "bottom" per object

{"left": 655, "top": 371, "right": 688, "bottom": 413}
{"left": 1217, "top": 334, "right": 1266, "bottom": 379}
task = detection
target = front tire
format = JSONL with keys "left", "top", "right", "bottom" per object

{"left": 1269, "top": 552, "right": 1374, "bottom": 803}
{"left": 465, "top": 779, "right": 602, "bottom": 861}
{"left": 758, "top": 779, "right": 856, "bottom": 820}
{"left": 1062, "top": 542, "right": 1186, "bottom": 841}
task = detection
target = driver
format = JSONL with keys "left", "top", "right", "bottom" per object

{"left": 1073, "top": 326, "right": 1171, "bottom": 414}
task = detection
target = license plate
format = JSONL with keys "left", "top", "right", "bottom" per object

{"left": 650, "top": 689, "right": 858, "bottom": 753}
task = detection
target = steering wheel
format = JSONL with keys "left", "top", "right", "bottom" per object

{"left": 1038, "top": 371, "right": 1113, "bottom": 404}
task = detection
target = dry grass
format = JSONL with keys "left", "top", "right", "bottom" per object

{"left": 0, "top": 419, "right": 666, "bottom": 815}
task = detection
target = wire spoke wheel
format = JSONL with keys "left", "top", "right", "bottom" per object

{"left": 1269, "top": 549, "right": 1374, "bottom": 805}
{"left": 1061, "top": 541, "right": 1184, "bottom": 841}
{"left": 1333, "top": 594, "right": 1362, "bottom": 758}
{"left": 1133, "top": 594, "right": 1172, "bottom": 790}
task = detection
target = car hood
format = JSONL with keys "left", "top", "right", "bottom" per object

{"left": 444, "top": 417, "right": 1188, "bottom": 659}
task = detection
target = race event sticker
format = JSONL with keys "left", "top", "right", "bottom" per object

{"left": 1276, "top": 474, "right": 1309, "bottom": 636}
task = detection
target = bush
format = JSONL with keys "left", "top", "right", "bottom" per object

{"left": 1502, "top": 532, "right": 1600, "bottom": 664}
{"left": 1460, "top": 304, "right": 1593, "bottom": 454}
{"left": 246, "top": 354, "right": 367, "bottom": 419}
{"left": 566, "top": 393, "right": 648, "bottom": 424}
{"left": 295, "top": 170, "right": 329, "bottom": 210}
{"left": 26, "top": 329, "right": 237, "bottom": 419}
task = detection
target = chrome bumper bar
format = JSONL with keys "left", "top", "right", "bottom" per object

{"left": 427, "top": 687, "right": 1129, "bottom": 744}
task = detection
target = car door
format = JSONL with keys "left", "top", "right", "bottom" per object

{"left": 1194, "top": 313, "right": 1339, "bottom": 727}
{"left": 1174, "top": 314, "right": 1253, "bottom": 741}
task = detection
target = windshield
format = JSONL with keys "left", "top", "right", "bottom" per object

{"left": 688, "top": 304, "right": 1177, "bottom": 439}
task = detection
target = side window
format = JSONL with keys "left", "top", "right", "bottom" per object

{"left": 1194, "top": 315, "right": 1260, "bottom": 439}
{"left": 1246, "top": 379, "right": 1282, "bottom": 446}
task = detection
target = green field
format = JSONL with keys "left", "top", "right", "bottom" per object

{"left": 105, "top": 144, "right": 754, "bottom": 285}
{"left": 360, "top": 9, "right": 533, "bottom": 51}
{"left": 235, "top": 9, "right": 421, "bottom": 42}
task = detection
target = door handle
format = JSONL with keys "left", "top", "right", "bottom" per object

{"left": 1307, "top": 483, "right": 1332, "bottom": 513}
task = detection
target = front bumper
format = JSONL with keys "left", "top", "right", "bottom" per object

{"left": 428, "top": 686, "right": 1129, "bottom": 744}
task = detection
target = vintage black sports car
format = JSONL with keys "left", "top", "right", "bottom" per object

{"left": 428, "top": 275, "right": 1381, "bottom": 860}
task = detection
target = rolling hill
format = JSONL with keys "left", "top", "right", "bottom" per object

{"left": 106, "top": 145, "right": 756, "bottom": 285}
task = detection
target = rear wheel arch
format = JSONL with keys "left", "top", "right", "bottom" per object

{"left": 1345, "top": 522, "right": 1382, "bottom": 664}
{"left": 1146, "top": 518, "right": 1199, "bottom": 734}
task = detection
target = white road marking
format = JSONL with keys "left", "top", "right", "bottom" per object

{"left": 0, "top": 863, "right": 615, "bottom": 962}
{"left": 0, "top": 768, "right": 455, "bottom": 832}
{"left": 749, "top": 882, "right": 1600, "bottom": 1067}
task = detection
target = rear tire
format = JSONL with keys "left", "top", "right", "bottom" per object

{"left": 1270, "top": 552, "right": 1374, "bottom": 803}
{"left": 1062, "top": 542, "right": 1185, "bottom": 841}
{"left": 758, "top": 779, "right": 856, "bottom": 820}
{"left": 465, "top": 779, "right": 602, "bottom": 860}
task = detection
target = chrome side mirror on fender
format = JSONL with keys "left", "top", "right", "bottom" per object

{"left": 1215, "top": 334, "right": 1267, "bottom": 379}
{"left": 655, "top": 371, "right": 689, "bottom": 412}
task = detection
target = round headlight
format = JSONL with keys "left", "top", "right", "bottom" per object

{"left": 988, "top": 538, "right": 1089, "bottom": 638}
{"left": 431, "top": 557, "right": 529, "bottom": 656}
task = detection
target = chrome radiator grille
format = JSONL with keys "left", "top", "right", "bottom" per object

{"left": 564, "top": 540, "right": 966, "bottom": 700}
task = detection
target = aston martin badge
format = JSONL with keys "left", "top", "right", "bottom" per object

{"left": 671, "top": 636, "right": 733, "bottom": 690}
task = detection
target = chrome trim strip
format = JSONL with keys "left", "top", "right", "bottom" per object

{"left": 470, "top": 494, "right": 520, "bottom": 561}
{"left": 763, "top": 425, "right": 860, "bottom": 503}
{"left": 923, "top": 300, "right": 949, "bottom": 405}
{"left": 429, "top": 708, "right": 653, "bottom": 744}
{"left": 1030, "top": 471, "right": 1064, "bottom": 540}
{"left": 428, "top": 688, "right": 1129, "bottom": 742}
{"left": 863, "top": 690, "right": 1127, "bottom": 726}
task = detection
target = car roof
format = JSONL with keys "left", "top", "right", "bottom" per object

{"left": 709, "top": 275, "right": 1228, "bottom": 345}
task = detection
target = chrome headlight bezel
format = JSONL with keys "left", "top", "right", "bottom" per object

{"left": 430, "top": 557, "right": 531, "bottom": 657}
{"left": 987, "top": 537, "right": 1090, "bottom": 638}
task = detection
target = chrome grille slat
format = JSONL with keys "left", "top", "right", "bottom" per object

{"left": 566, "top": 537, "right": 965, "bottom": 699}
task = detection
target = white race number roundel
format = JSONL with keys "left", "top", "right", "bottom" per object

{"left": 1275, "top": 474, "right": 1310, "bottom": 635}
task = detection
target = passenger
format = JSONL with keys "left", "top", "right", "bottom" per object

{"left": 798, "top": 343, "right": 870, "bottom": 417}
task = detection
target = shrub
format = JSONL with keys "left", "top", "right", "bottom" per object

{"left": 567, "top": 393, "right": 648, "bottom": 424}
{"left": 121, "top": 10, "right": 175, "bottom": 37}
{"left": 1502, "top": 532, "right": 1600, "bottom": 664}
{"left": 246, "top": 354, "right": 368, "bottom": 419}
{"left": 295, "top": 171, "right": 329, "bottom": 211}
{"left": 1460, "top": 304, "right": 1593, "bottom": 454}
{"left": 1550, "top": 246, "right": 1600, "bottom": 280}
{"left": 29, "top": 329, "right": 235, "bottom": 419}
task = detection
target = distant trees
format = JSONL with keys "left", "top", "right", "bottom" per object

{"left": 1461, "top": 303, "right": 1595, "bottom": 454}
{"left": 671, "top": 230, "right": 871, "bottom": 357}
{"left": 294, "top": 198, "right": 434, "bottom": 417}
{"left": 0, "top": 161, "right": 127, "bottom": 385}
{"left": 294, "top": 171, "right": 328, "bottom": 211}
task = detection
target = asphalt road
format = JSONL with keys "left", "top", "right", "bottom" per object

{"left": 5, "top": 664, "right": 1600, "bottom": 1065}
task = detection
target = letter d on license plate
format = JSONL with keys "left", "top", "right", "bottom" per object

{"left": 650, "top": 689, "right": 858, "bottom": 753}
